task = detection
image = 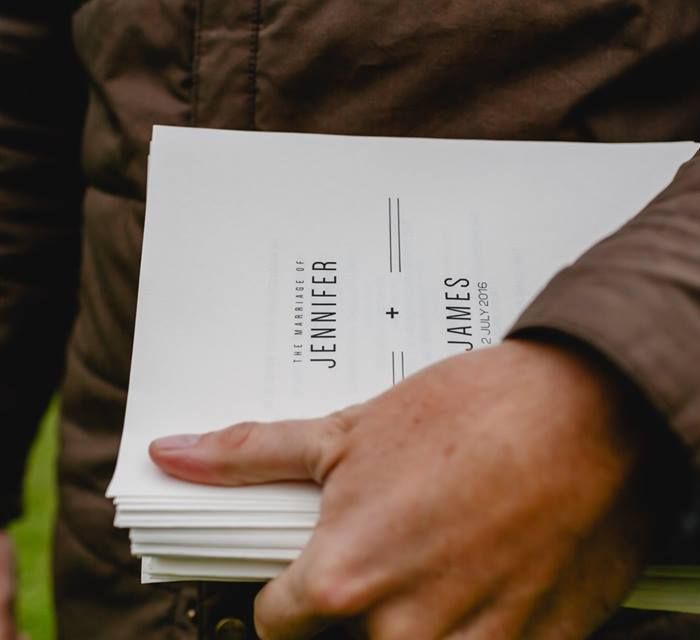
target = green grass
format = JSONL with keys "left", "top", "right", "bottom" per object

{"left": 8, "top": 400, "right": 58, "bottom": 639}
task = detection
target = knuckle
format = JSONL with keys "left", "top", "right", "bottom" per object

{"left": 369, "top": 615, "right": 417, "bottom": 640}
{"left": 215, "top": 421, "right": 258, "bottom": 449}
{"left": 325, "top": 409, "right": 356, "bottom": 436}
{"left": 309, "top": 410, "right": 356, "bottom": 482}
{"left": 196, "top": 423, "right": 260, "bottom": 482}
{"left": 306, "top": 562, "right": 360, "bottom": 617}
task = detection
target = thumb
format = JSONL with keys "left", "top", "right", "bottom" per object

{"left": 149, "top": 412, "right": 354, "bottom": 487}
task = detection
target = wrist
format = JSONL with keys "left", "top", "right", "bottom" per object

{"left": 505, "top": 331, "right": 692, "bottom": 555}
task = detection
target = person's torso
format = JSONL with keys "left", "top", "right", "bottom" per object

{"left": 55, "top": 2, "right": 700, "bottom": 638}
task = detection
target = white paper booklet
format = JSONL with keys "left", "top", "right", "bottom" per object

{"left": 107, "top": 126, "right": 698, "bottom": 607}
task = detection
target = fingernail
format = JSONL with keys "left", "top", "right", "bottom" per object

{"left": 152, "top": 434, "right": 201, "bottom": 451}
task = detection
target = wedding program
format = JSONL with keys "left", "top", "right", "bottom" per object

{"left": 106, "top": 126, "right": 698, "bottom": 608}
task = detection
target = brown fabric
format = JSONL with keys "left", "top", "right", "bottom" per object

{"left": 509, "top": 150, "right": 700, "bottom": 460}
{"left": 593, "top": 609, "right": 700, "bottom": 639}
{"left": 1, "top": 1, "right": 700, "bottom": 638}
{"left": 0, "top": 2, "right": 84, "bottom": 526}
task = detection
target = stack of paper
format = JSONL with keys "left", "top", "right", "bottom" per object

{"left": 107, "top": 126, "right": 700, "bottom": 609}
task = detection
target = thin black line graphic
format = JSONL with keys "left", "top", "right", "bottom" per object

{"left": 397, "top": 198, "right": 402, "bottom": 273}
{"left": 391, "top": 351, "right": 396, "bottom": 385}
{"left": 388, "top": 198, "right": 393, "bottom": 273}
{"left": 401, "top": 351, "right": 405, "bottom": 380}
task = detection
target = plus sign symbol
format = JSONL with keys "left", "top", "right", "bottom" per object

{"left": 385, "top": 307, "right": 399, "bottom": 319}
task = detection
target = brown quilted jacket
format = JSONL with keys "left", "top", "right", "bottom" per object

{"left": 2, "top": 1, "right": 700, "bottom": 638}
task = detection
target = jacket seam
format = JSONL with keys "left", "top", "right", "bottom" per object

{"left": 191, "top": 0, "right": 204, "bottom": 126}
{"left": 247, "top": 0, "right": 262, "bottom": 130}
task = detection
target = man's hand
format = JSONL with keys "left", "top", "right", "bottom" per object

{"left": 150, "top": 340, "right": 660, "bottom": 640}
{"left": 0, "top": 532, "right": 20, "bottom": 640}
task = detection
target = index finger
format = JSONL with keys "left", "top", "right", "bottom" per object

{"left": 148, "top": 411, "right": 354, "bottom": 486}
{"left": 255, "top": 533, "right": 371, "bottom": 640}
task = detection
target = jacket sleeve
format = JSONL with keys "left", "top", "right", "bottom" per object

{"left": 0, "top": 3, "right": 85, "bottom": 526}
{"left": 509, "top": 149, "right": 700, "bottom": 464}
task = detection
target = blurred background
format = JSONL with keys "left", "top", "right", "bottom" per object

{"left": 8, "top": 400, "right": 58, "bottom": 639}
